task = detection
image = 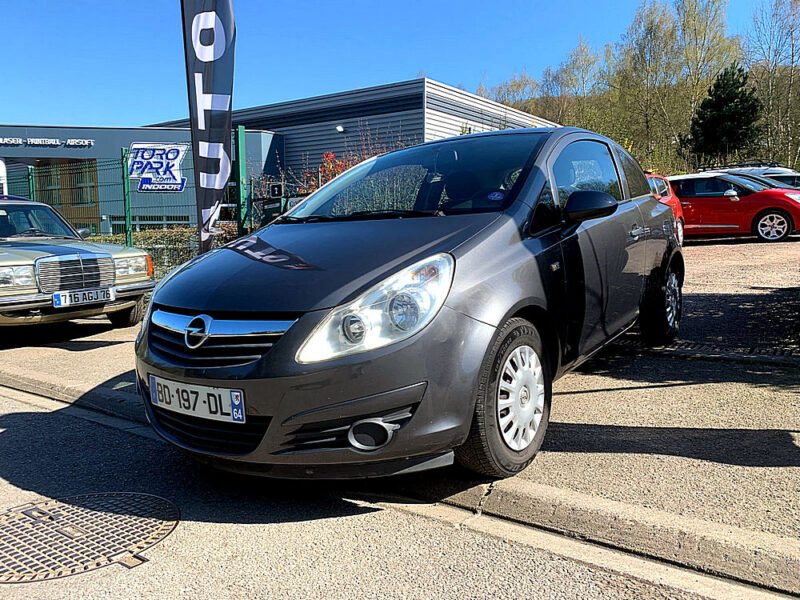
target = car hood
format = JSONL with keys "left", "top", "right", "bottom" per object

{"left": 0, "top": 238, "right": 133, "bottom": 263}
{"left": 154, "top": 213, "right": 501, "bottom": 313}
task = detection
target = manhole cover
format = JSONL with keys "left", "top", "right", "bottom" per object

{"left": 0, "top": 493, "right": 178, "bottom": 583}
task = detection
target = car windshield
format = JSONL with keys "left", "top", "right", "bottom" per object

{"left": 282, "top": 133, "right": 546, "bottom": 222}
{"left": 721, "top": 175, "right": 770, "bottom": 192}
{"left": 0, "top": 204, "right": 77, "bottom": 239}
{"left": 730, "top": 173, "right": 782, "bottom": 188}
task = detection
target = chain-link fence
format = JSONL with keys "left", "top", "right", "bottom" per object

{"left": 5, "top": 157, "right": 247, "bottom": 280}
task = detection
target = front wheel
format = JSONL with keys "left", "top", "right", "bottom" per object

{"left": 108, "top": 298, "right": 146, "bottom": 328}
{"left": 754, "top": 210, "right": 792, "bottom": 242}
{"left": 455, "top": 318, "right": 552, "bottom": 478}
{"left": 639, "top": 265, "right": 681, "bottom": 346}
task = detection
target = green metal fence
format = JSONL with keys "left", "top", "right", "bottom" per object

{"left": 3, "top": 153, "right": 248, "bottom": 280}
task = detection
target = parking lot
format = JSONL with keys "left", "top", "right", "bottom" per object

{"left": 0, "top": 237, "right": 798, "bottom": 598}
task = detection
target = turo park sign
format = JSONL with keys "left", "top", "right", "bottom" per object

{"left": 180, "top": 0, "right": 236, "bottom": 252}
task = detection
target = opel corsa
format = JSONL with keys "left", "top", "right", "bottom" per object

{"left": 136, "top": 128, "right": 684, "bottom": 478}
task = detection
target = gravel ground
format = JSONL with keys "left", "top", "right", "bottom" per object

{"left": 0, "top": 393, "right": 707, "bottom": 600}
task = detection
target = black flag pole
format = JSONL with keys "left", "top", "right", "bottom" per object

{"left": 180, "top": 0, "right": 236, "bottom": 253}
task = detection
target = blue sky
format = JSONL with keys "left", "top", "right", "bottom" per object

{"left": 0, "top": 0, "right": 760, "bottom": 127}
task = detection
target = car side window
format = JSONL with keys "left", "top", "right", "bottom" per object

{"left": 648, "top": 178, "right": 659, "bottom": 195}
{"left": 552, "top": 140, "right": 622, "bottom": 208}
{"left": 656, "top": 178, "right": 669, "bottom": 197}
{"left": 692, "top": 177, "right": 729, "bottom": 196}
{"left": 531, "top": 177, "right": 561, "bottom": 233}
{"left": 618, "top": 150, "right": 651, "bottom": 198}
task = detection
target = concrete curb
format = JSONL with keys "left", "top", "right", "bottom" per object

{"left": 439, "top": 478, "right": 800, "bottom": 596}
{"left": 0, "top": 366, "right": 146, "bottom": 424}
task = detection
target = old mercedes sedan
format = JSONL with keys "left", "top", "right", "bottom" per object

{"left": 0, "top": 196, "right": 155, "bottom": 328}
{"left": 135, "top": 128, "right": 684, "bottom": 479}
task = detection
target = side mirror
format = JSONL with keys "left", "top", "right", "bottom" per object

{"left": 723, "top": 189, "right": 738, "bottom": 198}
{"left": 564, "top": 190, "right": 618, "bottom": 223}
{"left": 76, "top": 228, "right": 91, "bottom": 239}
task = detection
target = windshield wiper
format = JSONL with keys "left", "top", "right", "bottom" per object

{"left": 274, "top": 208, "right": 443, "bottom": 224}
{"left": 273, "top": 214, "right": 338, "bottom": 224}
{"left": 346, "top": 209, "right": 444, "bottom": 218}
{"left": 8, "top": 231, "right": 76, "bottom": 239}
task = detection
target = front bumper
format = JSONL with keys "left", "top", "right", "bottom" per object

{"left": 135, "top": 305, "right": 496, "bottom": 478}
{"left": 0, "top": 280, "right": 155, "bottom": 324}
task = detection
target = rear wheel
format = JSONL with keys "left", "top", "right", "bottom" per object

{"left": 676, "top": 218, "right": 684, "bottom": 246}
{"left": 639, "top": 265, "right": 681, "bottom": 346}
{"left": 108, "top": 298, "right": 146, "bottom": 328}
{"left": 455, "top": 318, "right": 552, "bottom": 478}
{"left": 753, "top": 209, "right": 792, "bottom": 242}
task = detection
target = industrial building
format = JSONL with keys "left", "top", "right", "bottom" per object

{"left": 0, "top": 78, "right": 554, "bottom": 233}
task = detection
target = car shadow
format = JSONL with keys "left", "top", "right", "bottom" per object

{"left": 0, "top": 319, "right": 125, "bottom": 351}
{"left": 541, "top": 422, "right": 800, "bottom": 467}
{"left": 678, "top": 287, "right": 800, "bottom": 351}
{"left": 0, "top": 405, "right": 380, "bottom": 524}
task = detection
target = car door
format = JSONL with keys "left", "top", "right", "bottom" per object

{"left": 547, "top": 137, "right": 645, "bottom": 360}
{"left": 690, "top": 177, "right": 742, "bottom": 231}
{"left": 673, "top": 177, "right": 737, "bottom": 233}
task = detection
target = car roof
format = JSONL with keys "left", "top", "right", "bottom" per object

{"left": 731, "top": 166, "right": 798, "bottom": 176}
{"left": 667, "top": 173, "right": 720, "bottom": 181}
{"left": 0, "top": 195, "right": 49, "bottom": 206}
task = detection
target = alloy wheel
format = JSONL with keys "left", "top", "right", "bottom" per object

{"left": 665, "top": 271, "right": 681, "bottom": 328}
{"left": 757, "top": 213, "right": 789, "bottom": 240}
{"left": 497, "top": 345, "right": 546, "bottom": 452}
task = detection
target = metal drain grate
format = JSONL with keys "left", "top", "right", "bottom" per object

{"left": 0, "top": 493, "right": 178, "bottom": 583}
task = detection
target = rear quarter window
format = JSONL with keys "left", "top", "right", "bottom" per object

{"left": 618, "top": 150, "right": 651, "bottom": 198}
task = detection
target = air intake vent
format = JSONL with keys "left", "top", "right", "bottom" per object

{"left": 149, "top": 404, "right": 271, "bottom": 455}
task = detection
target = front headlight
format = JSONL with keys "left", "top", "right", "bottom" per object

{"left": 115, "top": 255, "right": 150, "bottom": 278}
{"left": 0, "top": 265, "right": 35, "bottom": 288}
{"left": 296, "top": 253, "right": 455, "bottom": 363}
{"left": 785, "top": 193, "right": 800, "bottom": 203}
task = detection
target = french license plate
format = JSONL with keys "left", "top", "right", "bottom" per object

{"left": 148, "top": 375, "right": 246, "bottom": 424}
{"left": 52, "top": 288, "right": 115, "bottom": 308}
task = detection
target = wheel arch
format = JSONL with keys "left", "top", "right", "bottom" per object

{"left": 750, "top": 206, "right": 795, "bottom": 235}
{"left": 506, "top": 303, "right": 562, "bottom": 379}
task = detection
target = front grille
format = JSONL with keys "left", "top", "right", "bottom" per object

{"left": 36, "top": 255, "right": 115, "bottom": 293}
{"left": 148, "top": 307, "right": 294, "bottom": 369}
{"left": 150, "top": 405, "right": 271, "bottom": 455}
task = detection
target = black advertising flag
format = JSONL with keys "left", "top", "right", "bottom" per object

{"left": 180, "top": 0, "right": 236, "bottom": 253}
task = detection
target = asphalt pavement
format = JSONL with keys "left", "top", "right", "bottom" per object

{"left": 0, "top": 237, "right": 797, "bottom": 596}
{"left": 0, "top": 388, "right": 724, "bottom": 600}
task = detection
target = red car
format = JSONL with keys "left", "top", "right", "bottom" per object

{"left": 668, "top": 173, "right": 800, "bottom": 242}
{"left": 647, "top": 174, "right": 685, "bottom": 245}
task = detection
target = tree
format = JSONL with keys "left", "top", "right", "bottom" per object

{"left": 746, "top": 0, "right": 800, "bottom": 167}
{"left": 688, "top": 63, "right": 764, "bottom": 163}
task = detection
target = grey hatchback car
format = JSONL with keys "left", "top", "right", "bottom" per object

{"left": 135, "top": 128, "right": 684, "bottom": 479}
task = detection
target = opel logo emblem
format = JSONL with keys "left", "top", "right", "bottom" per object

{"left": 184, "top": 315, "right": 212, "bottom": 349}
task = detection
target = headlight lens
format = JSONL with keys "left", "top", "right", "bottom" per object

{"left": 296, "top": 253, "right": 455, "bottom": 363}
{"left": 115, "top": 256, "right": 149, "bottom": 277}
{"left": 0, "top": 265, "right": 35, "bottom": 288}
{"left": 785, "top": 192, "right": 800, "bottom": 203}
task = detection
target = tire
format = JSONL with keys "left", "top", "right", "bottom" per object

{"left": 108, "top": 298, "right": 146, "bottom": 328}
{"left": 455, "top": 318, "right": 552, "bottom": 478}
{"left": 639, "top": 264, "right": 681, "bottom": 346}
{"left": 676, "top": 218, "right": 684, "bottom": 246}
{"left": 753, "top": 209, "right": 793, "bottom": 242}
